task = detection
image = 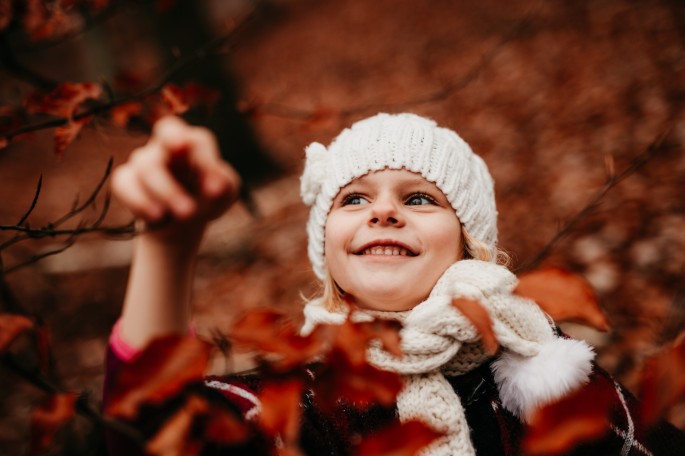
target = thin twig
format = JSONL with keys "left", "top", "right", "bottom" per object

{"left": 16, "top": 176, "right": 42, "bottom": 226}
{"left": 53, "top": 158, "right": 113, "bottom": 227}
{"left": 515, "top": 128, "right": 672, "bottom": 273}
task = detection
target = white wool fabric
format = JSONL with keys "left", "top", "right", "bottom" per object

{"left": 300, "top": 113, "right": 498, "bottom": 280}
{"left": 301, "top": 260, "right": 595, "bottom": 456}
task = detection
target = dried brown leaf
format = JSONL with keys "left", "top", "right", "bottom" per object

{"left": 110, "top": 102, "right": 143, "bottom": 128}
{"left": 638, "top": 336, "right": 685, "bottom": 426}
{"left": 314, "top": 349, "right": 402, "bottom": 413}
{"left": 515, "top": 267, "right": 610, "bottom": 331}
{"left": 354, "top": 420, "right": 443, "bottom": 456}
{"left": 0, "top": 314, "right": 34, "bottom": 353}
{"left": 161, "top": 84, "right": 190, "bottom": 115}
{"left": 105, "top": 334, "right": 212, "bottom": 419}
{"left": 29, "top": 392, "right": 77, "bottom": 454}
{"left": 523, "top": 379, "right": 614, "bottom": 455}
{"left": 146, "top": 395, "right": 208, "bottom": 456}
{"left": 26, "top": 82, "right": 102, "bottom": 119}
{"left": 54, "top": 117, "right": 90, "bottom": 158}
{"left": 258, "top": 378, "right": 304, "bottom": 446}
{"left": 230, "top": 309, "right": 329, "bottom": 371}
{"left": 451, "top": 297, "right": 498, "bottom": 355}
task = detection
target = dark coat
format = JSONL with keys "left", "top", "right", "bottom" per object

{"left": 103, "top": 344, "right": 685, "bottom": 455}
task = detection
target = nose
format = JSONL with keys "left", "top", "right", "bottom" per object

{"left": 369, "top": 196, "right": 404, "bottom": 226}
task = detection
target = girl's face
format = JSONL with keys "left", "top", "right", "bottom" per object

{"left": 324, "top": 169, "right": 463, "bottom": 312}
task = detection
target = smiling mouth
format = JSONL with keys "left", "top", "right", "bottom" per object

{"left": 355, "top": 242, "right": 417, "bottom": 257}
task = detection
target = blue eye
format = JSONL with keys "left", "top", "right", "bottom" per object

{"left": 342, "top": 194, "right": 369, "bottom": 205}
{"left": 405, "top": 194, "right": 435, "bottom": 206}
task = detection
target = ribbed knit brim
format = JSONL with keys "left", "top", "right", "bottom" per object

{"left": 300, "top": 113, "right": 498, "bottom": 280}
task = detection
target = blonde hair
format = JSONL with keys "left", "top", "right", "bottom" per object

{"left": 319, "top": 226, "right": 510, "bottom": 311}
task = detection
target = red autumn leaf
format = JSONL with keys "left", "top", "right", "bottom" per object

{"left": 354, "top": 420, "right": 443, "bottom": 456}
{"left": 179, "top": 82, "right": 221, "bottom": 110}
{"left": 0, "top": 314, "right": 34, "bottom": 353}
{"left": 230, "top": 309, "right": 329, "bottom": 371}
{"left": 29, "top": 392, "right": 77, "bottom": 454}
{"left": 26, "top": 82, "right": 102, "bottom": 119}
{"left": 522, "top": 379, "right": 614, "bottom": 455}
{"left": 146, "top": 394, "right": 209, "bottom": 456}
{"left": 110, "top": 102, "right": 143, "bottom": 128}
{"left": 313, "top": 349, "right": 402, "bottom": 413}
{"left": 54, "top": 117, "right": 91, "bottom": 157}
{"left": 146, "top": 394, "right": 251, "bottom": 456}
{"left": 161, "top": 84, "right": 190, "bottom": 115}
{"left": 451, "top": 297, "right": 499, "bottom": 355}
{"left": 35, "top": 324, "right": 52, "bottom": 375}
{"left": 258, "top": 378, "right": 304, "bottom": 447}
{"left": 204, "top": 405, "right": 251, "bottom": 446}
{"left": 638, "top": 335, "right": 685, "bottom": 427}
{"left": 26, "top": 2, "right": 81, "bottom": 41}
{"left": 0, "top": 0, "right": 11, "bottom": 31}
{"left": 515, "top": 267, "right": 610, "bottom": 331}
{"left": 330, "top": 318, "right": 403, "bottom": 367}
{"left": 105, "top": 334, "right": 212, "bottom": 419}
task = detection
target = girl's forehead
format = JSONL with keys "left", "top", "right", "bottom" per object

{"left": 344, "top": 168, "right": 435, "bottom": 187}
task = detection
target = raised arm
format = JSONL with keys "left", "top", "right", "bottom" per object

{"left": 110, "top": 116, "right": 240, "bottom": 350}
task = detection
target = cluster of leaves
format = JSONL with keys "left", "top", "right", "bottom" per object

{"left": 103, "top": 309, "right": 441, "bottom": 456}
{"left": 1, "top": 78, "right": 219, "bottom": 157}
{"left": 0, "top": 0, "right": 176, "bottom": 42}
{"left": 0, "top": 0, "right": 223, "bottom": 156}
{"left": 3, "top": 267, "right": 684, "bottom": 455}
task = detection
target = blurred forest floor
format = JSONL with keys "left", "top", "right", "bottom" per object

{"left": 1, "top": 0, "right": 685, "bottom": 453}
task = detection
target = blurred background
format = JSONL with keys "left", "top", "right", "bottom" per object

{"left": 1, "top": 0, "right": 684, "bottom": 453}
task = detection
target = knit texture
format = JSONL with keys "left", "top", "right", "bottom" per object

{"left": 301, "top": 260, "right": 595, "bottom": 456}
{"left": 300, "top": 113, "right": 498, "bottom": 280}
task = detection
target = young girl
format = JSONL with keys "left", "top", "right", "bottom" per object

{"left": 105, "top": 113, "right": 684, "bottom": 455}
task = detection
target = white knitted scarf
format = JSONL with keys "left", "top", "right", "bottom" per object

{"left": 301, "top": 260, "right": 595, "bottom": 456}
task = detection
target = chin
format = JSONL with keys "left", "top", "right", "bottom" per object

{"left": 352, "top": 289, "right": 424, "bottom": 312}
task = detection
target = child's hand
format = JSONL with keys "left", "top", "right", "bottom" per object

{"left": 112, "top": 116, "right": 241, "bottom": 237}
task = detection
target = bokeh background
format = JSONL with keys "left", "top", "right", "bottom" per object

{"left": 1, "top": 0, "right": 685, "bottom": 453}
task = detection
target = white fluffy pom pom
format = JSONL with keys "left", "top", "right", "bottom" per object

{"left": 492, "top": 337, "right": 595, "bottom": 421}
{"left": 300, "top": 142, "right": 328, "bottom": 206}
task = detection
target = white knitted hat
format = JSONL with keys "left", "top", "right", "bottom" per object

{"left": 300, "top": 113, "right": 498, "bottom": 280}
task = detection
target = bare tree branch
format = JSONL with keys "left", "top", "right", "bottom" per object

{"left": 515, "top": 127, "right": 673, "bottom": 273}
{"left": 16, "top": 176, "right": 42, "bottom": 226}
{"left": 0, "top": 1, "right": 265, "bottom": 143}
{"left": 1, "top": 352, "right": 146, "bottom": 448}
{"left": 0, "top": 158, "right": 135, "bottom": 274}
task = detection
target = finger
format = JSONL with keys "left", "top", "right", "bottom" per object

{"left": 150, "top": 116, "right": 195, "bottom": 153}
{"left": 202, "top": 161, "right": 241, "bottom": 200}
{"left": 138, "top": 165, "right": 197, "bottom": 219}
{"left": 111, "top": 167, "right": 166, "bottom": 222}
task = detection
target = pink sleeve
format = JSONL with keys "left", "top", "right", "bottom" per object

{"left": 108, "top": 320, "right": 197, "bottom": 363}
{"left": 109, "top": 320, "right": 142, "bottom": 363}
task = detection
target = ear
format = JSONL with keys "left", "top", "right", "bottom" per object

{"left": 491, "top": 336, "right": 595, "bottom": 421}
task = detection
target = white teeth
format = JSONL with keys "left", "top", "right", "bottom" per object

{"left": 363, "top": 246, "right": 410, "bottom": 256}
